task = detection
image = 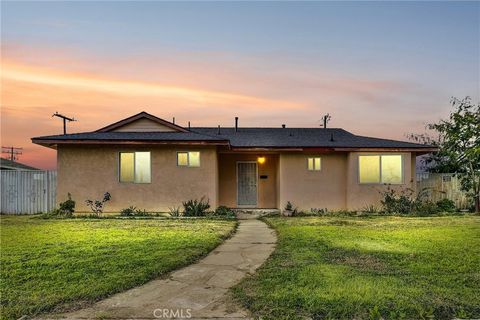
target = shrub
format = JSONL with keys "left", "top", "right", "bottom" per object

{"left": 120, "top": 206, "right": 137, "bottom": 216}
{"left": 59, "top": 193, "right": 75, "bottom": 216}
{"left": 133, "top": 208, "right": 149, "bottom": 216}
{"left": 120, "top": 206, "right": 152, "bottom": 217}
{"left": 182, "top": 197, "right": 210, "bottom": 217}
{"left": 214, "top": 206, "right": 235, "bottom": 218}
{"left": 380, "top": 187, "right": 414, "bottom": 214}
{"left": 436, "top": 198, "right": 456, "bottom": 213}
{"left": 311, "top": 208, "right": 328, "bottom": 215}
{"left": 283, "top": 201, "right": 300, "bottom": 216}
{"left": 379, "top": 186, "right": 458, "bottom": 215}
{"left": 285, "top": 201, "right": 293, "bottom": 211}
{"left": 413, "top": 200, "right": 439, "bottom": 216}
{"left": 85, "top": 192, "right": 111, "bottom": 215}
{"left": 168, "top": 207, "right": 182, "bottom": 217}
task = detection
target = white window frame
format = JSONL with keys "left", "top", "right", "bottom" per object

{"left": 177, "top": 151, "right": 200, "bottom": 167}
{"left": 118, "top": 151, "right": 152, "bottom": 184}
{"left": 307, "top": 157, "right": 321, "bottom": 171}
{"left": 358, "top": 154, "right": 404, "bottom": 185}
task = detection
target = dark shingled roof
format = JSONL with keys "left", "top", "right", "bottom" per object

{"left": 191, "top": 127, "right": 432, "bottom": 149}
{"left": 32, "top": 127, "right": 434, "bottom": 149}
{"left": 0, "top": 158, "right": 40, "bottom": 170}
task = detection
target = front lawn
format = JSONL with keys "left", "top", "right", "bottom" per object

{"left": 233, "top": 216, "right": 480, "bottom": 319}
{"left": 0, "top": 216, "right": 236, "bottom": 319}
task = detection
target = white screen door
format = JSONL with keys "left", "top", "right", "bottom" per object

{"left": 237, "top": 162, "right": 257, "bottom": 206}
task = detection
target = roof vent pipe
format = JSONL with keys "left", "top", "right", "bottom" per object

{"left": 282, "top": 124, "right": 286, "bottom": 128}
{"left": 330, "top": 133, "right": 335, "bottom": 142}
{"left": 235, "top": 117, "right": 238, "bottom": 132}
{"left": 188, "top": 121, "right": 191, "bottom": 130}
{"left": 217, "top": 125, "right": 221, "bottom": 135}
{"left": 173, "top": 117, "right": 175, "bottom": 124}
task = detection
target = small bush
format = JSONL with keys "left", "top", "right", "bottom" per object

{"left": 59, "top": 193, "right": 75, "bottom": 216}
{"left": 285, "top": 201, "right": 293, "bottom": 211}
{"left": 120, "top": 206, "right": 152, "bottom": 217}
{"left": 168, "top": 207, "right": 182, "bottom": 217}
{"left": 283, "top": 201, "right": 299, "bottom": 216}
{"left": 413, "top": 200, "right": 439, "bottom": 216}
{"left": 380, "top": 187, "right": 414, "bottom": 214}
{"left": 379, "top": 186, "right": 460, "bottom": 216}
{"left": 436, "top": 198, "right": 456, "bottom": 213}
{"left": 214, "top": 206, "right": 235, "bottom": 218}
{"left": 120, "top": 206, "right": 137, "bottom": 216}
{"left": 311, "top": 208, "right": 328, "bottom": 216}
{"left": 182, "top": 197, "right": 210, "bottom": 217}
{"left": 133, "top": 208, "right": 150, "bottom": 216}
{"left": 85, "top": 192, "right": 111, "bottom": 215}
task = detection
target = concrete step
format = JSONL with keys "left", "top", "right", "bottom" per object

{"left": 232, "top": 208, "right": 280, "bottom": 220}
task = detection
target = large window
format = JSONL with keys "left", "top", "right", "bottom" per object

{"left": 119, "top": 152, "right": 151, "bottom": 183}
{"left": 307, "top": 157, "right": 321, "bottom": 171}
{"left": 177, "top": 151, "right": 200, "bottom": 167}
{"left": 359, "top": 155, "right": 403, "bottom": 184}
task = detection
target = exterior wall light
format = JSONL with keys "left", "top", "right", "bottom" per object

{"left": 257, "top": 156, "right": 266, "bottom": 164}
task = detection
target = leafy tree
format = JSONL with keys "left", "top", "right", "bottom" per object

{"left": 409, "top": 97, "right": 480, "bottom": 212}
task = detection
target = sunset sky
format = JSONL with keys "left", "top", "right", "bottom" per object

{"left": 1, "top": 1, "right": 479, "bottom": 170}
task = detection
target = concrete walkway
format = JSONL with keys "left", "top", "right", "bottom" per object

{"left": 48, "top": 219, "right": 276, "bottom": 319}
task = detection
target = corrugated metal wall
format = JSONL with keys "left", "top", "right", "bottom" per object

{"left": 1, "top": 170, "right": 57, "bottom": 214}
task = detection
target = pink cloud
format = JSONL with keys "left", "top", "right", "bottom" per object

{"left": 1, "top": 43, "right": 448, "bottom": 169}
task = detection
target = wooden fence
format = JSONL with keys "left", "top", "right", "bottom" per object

{"left": 416, "top": 173, "right": 469, "bottom": 209}
{"left": 1, "top": 170, "right": 57, "bottom": 214}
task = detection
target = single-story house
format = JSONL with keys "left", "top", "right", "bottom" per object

{"left": 0, "top": 158, "right": 40, "bottom": 171}
{"left": 32, "top": 112, "right": 436, "bottom": 212}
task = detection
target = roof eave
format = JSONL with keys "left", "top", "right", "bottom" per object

{"left": 31, "top": 138, "right": 230, "bottom": 148}
{"left": 332, "top": 147, "right": 439, "bottom": 152}
{"left": 229, "top": 146, "right": 439, "bottom": 152}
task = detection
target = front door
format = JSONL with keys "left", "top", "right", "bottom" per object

{"left": 237, "top": 162, "right": 257, "bottom": 206}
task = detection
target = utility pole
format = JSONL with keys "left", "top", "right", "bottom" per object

{"left": 1, "top": 146, "right": 23, "bottom": 161}
{"left": 320, "top": 113, "right": 331, "bottom": 129}
{"left": 52, "top": 112, "right": 76, "bottom": 134}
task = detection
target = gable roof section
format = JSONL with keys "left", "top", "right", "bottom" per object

{"left": 96, "top": 111, "right": 189, "bottom": 133}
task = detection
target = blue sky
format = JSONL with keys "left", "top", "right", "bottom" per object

{"left": 1, "top": 1, "right": 479, "bottom": 168}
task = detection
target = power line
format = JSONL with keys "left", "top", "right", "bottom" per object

{"left": 1, "top": 146, "right": 23, "bottom": 161}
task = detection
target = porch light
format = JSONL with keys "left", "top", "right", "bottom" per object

{"left": 257, "top": 156, "right": 266, "bottom": 164}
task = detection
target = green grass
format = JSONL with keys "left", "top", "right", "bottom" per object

{"left": 233, "top": 216, "right": 480, "bottom": 319}
{"left": 0, "top": 216, "right": 236, "bottom": 320}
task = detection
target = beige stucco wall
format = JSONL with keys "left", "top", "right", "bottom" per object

{"left": 345, "top": 152, "right": 415, "bottom": 210}
{"left": 278, "top": 151, "right": 416, "bottom": 211}
{"left": 57, "top": 145, "right": 417, "bottom": 212}
{"left": 218, "top": 153, "right": 278, "bottom": 208}
{"left": 57, "top": 145, "right": 218, "bottom": 212}
{"left": 278, "top": 153, "right": 348, "bottom": 211}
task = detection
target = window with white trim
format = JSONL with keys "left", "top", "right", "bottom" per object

{"left": 358, "top": 155, "right": 403, "bottom": 184}
{"left": 307, "top": 157, "right": 321, "bottom": 171}
{"left": 177, "top": 151, "right": 200, "bottom": 167}
{"left": 119, "top": 152, "right": 151, "bottom": 183}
